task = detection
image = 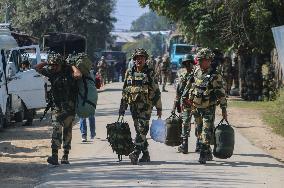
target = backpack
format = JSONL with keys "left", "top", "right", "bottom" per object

{"left": 106, "top": 116, "right": 134, "bottom": 161}
{"left": 75, "top": 54, "right": 92, "bottom": 76}
{"left": 76, "top": 74, "right": 98, "bottom": 118}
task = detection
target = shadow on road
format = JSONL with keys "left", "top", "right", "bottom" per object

{"left": 40, "top": 157, "right": 258, "bottom": 187}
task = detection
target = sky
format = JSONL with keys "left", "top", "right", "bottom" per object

{"left": 113, "top": 0, "right": 149, "bottom": 31}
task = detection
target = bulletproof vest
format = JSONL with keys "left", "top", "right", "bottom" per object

{"left": 125, "top": 71, "right": 149, "bottom": 103}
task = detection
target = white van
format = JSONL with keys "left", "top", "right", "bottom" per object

{"left": 0, "top": 24, "right": 46, "bottom": 129}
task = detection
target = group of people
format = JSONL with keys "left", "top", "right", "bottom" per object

{"left": 97, "top": 56, "right": 126, "bottom": 85}
{"left": 33, "top": 46, "right": 227, "bottom": 166}
{"left": 119, "top": 47, "right": 227, "bottom": 165}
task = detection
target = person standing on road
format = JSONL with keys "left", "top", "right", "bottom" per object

{"left": 119, "top": 48, "right": 162, "bottom": 165}
{"left": 188, "top": 48, "right": 227, "bottom": 164}
{"left": 97, "top": 56, "right": 108, "bottom": 85}
{"left": 161, "top": 54, "right": 171, "bottom": 92}
{"left": 173, "top": 54, "right": 196, "bottom": 154}
{"left": 35, "top": 53, "right": 82, "bottom": 165}
{"left": 80, "top": 69, "right": 97, "bottom": 142}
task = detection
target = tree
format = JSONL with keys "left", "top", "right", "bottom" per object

{"left": 0, "top": 0, "right": 117, "bottom": 58}
{"left": 130, "top": 11, "right": 172, "bottom": 31}
{"left": 138, "top": 0, "right": 284, "bottom": 100}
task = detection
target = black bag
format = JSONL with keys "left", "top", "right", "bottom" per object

{"left": 106, "top": 116, "right": 134, "bottom": 161}
{"left": 164, "top": 112, "right": 182, "bottom": 146}
{"left": 213, "top": 119, "right": 235, "bottom": 159}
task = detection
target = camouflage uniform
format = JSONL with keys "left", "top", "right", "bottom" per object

{"left": 173, "top": 54, "right": 196, "bottom": 154}
{"left": 37, "top": 53, "right": 77, "bottom": 165}
{"left": 155, "top": 56, "right": 163, "bottom": 84}
{"left": 222, "top": 57, "right": 233, "bottom": 95}
{"left": 161, "top": 54, "right": 171, "bottom": 91}
{"left": 119, "top": 48, "right": 162, "bottom": 165}
{"left": 97, "top": 56, "right": 108, "bottom": 84}
{"left": 189, "top": 48, "right": 227, "bottom": 164}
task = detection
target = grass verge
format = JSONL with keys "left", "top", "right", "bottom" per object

{"left": 229, "top": 88, "right": 284, "bottom": 137}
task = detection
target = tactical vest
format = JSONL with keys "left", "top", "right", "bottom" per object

{"left": 192, "top": 72, "right": 213, "bottom": 108}
{"left": 125, "top": 70, "right": 149, "bottom": 104}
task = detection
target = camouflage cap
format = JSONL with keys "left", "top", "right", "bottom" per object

{"left": 47, "top": 52, "right": 62, "bottom": 65}
{"left": 196, "top": 48, "right": 214, "bottom": 60}
{"left": 132, "top": 48, "right": 149, "bottom": 60}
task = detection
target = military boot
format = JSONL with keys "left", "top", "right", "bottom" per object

{"left": 139, "top": 151, "right": 150, "bottom": 162}
{"left": 61, "top": 150, "right": 70, "bottom": 164}
{"left": 205, "top": 147, "right": 213, "bottom": 161}
{"left": 198, "top": 149, "right": 207, "bottom": 164}
{"left": 178, "top": 137, "right": 188, "bottom": 154}
{"left": 47, "top": 149, "right": 59, "bottom": 165}
{"left": 195, "top": 138, "right": 201, "bottom": 153}
{"left": 129, "top": 152, "right": 139, "bottom": 165}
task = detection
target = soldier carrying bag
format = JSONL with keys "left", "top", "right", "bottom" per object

{"left": 213, "top": 119, "right": 235, "bottom": 159}
{"left": 106, "top": 116, "right": 134, "bottom": 161}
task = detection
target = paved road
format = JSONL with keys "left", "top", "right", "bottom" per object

{"left": 36, "top": 83, "right": 284, "bottom": 188}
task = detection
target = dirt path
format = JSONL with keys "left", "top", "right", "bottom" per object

{"left": 227, "top": 101, "right": 284, "bottom": 163}
{"left": 0, "top": 84, "right": 283, "bottom": 187}
{"left": 0, "top": 114, "right": 51, "bottom": 188}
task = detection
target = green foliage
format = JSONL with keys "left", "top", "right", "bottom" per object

{"left": 0, "top": 0, "right": 116, "bottom": 58}
{"left": 122, "top": 33, "right": 165, "bottom": 59}
{"left": 138, "top": 0, "right": 284, "bottom": 54}
{"left": 130, "top": 11, "right": 172, "bottom": 31}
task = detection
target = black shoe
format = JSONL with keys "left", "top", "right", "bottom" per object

{"left": 22, "top": 121, "right": 32, "bottom": 126}
{"left": 162, "top": 89, "right": 168, "bottom": 92}
{"left": 198, "top": 151, "right": 206, "bottom": 164}
{"left": 178, "top": 144, "right": 188, "bottom": 154}
{"left": 47, "top": 156, "right": 59, "bottom": 165}
{"left": 129, "top": 152, "right": 138, "bottom": 165}
{"left": 61, "top": 155, "right": 70, "bottom": 164}
{"left": 139, "top": 152, "right": 150, "bottom": 162}
{"left": 205, "top": 148, "right": 213, "bottom": 161}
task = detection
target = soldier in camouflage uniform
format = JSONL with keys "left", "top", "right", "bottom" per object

{"left": 35, "top": 53, "right": 82, "bottom": 165}
{"left": 155, "top": 56, "right": 163, "bottom": 84}
{"left": 173, "top": 54, "right": 196, "bottom": 154}
{"left": 188, "top": 48, "right": 227, "bottom": 164}
{"left": 119, "top": 48, "right": 162, "bottom": 165}
{"left": 161, "top": 54, "right": 171, "bottom": 92}
{"left": 97, "top": 56, "right": 108, "bottom": 85}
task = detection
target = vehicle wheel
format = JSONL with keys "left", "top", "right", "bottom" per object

{"left": 4, "top": 104, "right": 11, "bottom": 128}
{"left": 0, "top": 108, "right": 5, "bottom": 130}
{"left": 15, "top": 111, "right": 24, "bottom": 122}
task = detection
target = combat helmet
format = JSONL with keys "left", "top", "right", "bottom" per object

{"left": 196, "top": 48, "right": 214, "bottom": 60}
{"left": 132, "top": 48, "right": 149, "bottom": 60}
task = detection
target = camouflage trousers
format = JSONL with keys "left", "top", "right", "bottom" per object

{"left": 133, "top": 118, "right": 150, "bottom": 155}
{"left": 192, "top": 106, "right": 216, "bottom": 147}
{"left": 161, "top": 72, "right": 169, "bottom": 88}
{"left": 181, "top": 108, "right": 192, "bottom": 137}
{"left": 51, "top": 109, "right": 75, "bottom": 151}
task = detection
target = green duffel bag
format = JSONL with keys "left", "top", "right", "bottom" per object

{"left": 213, "top": 119, "right": 235, "bottom": 159}
{"left": 75, "top": 53, "right": 92, "bottom": 76}
{"left": 76, "top": 74, "right": 98, "bottom": 118}
{"left": 164, "top": 112, "right": 182, "bottom": 146}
